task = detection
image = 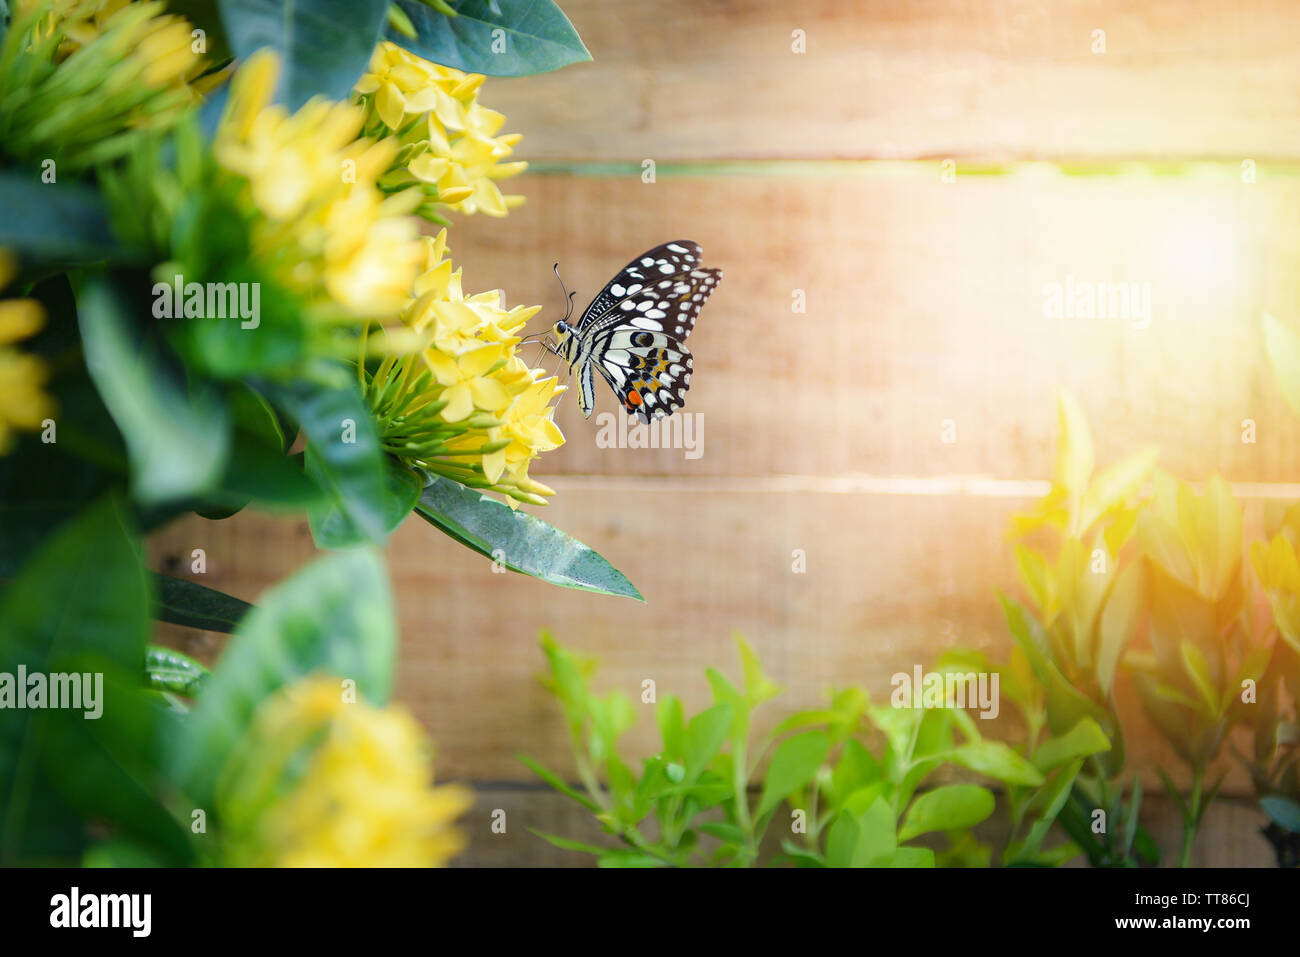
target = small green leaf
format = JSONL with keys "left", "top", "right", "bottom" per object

{"left": 683, "top": 703, "right": 733, "bottom": 781}
{"left": 517, "top": 755, "right": 601, "bottom": 814}
{"left": 1260, "top": 795, "right": 1300, "bottom": 833}
{"left": 527, "top": 829, "right": 610, "bottom": 857}
{"left": 755, "top": 731, "right": 830, "bottom": 820}
{"left": 387, "top": 0, "right": 590, "bottom": 76}
{"left": 144, "top": 646, "right": 209, "bottom": 697}
{"left": 1265, "top": 313, "right": 1300, "bottom": 419}
{"left": 899, "top": 785, "right": 995, "bottom": 842}
{"left": 1055, "top": 388, "right": 1095, "bottom": 500}
{"left": 947, "top": 738, "right": 1045, "bottom": 787}
{"left": 415, "top": 475, "right": 642, "bottom": 599}
{"left": 1031, "top": 717, "right": 1111, "bottom": 774}
{"left": 1096, "top": 560, "right": 1145, "bottom": 697}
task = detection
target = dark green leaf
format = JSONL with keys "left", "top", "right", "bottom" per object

{"left": 388, "top": 0, "right": 590, "bottom": 76}
{"left": 0, "top": 497, "right": 149, "bottom": 864}
{"left": 152, "top": 573, "right": 252, "bottom": 634}
{"left": 0, "top": 173, "right": 124, "bottom": 262}
{"left": 415, "top": 475, "right": 643, "bottom": 600}
{"left": 265, "top": 372, "right": 388, "bottom": 544}
{"left": 218, "top": 0, "right": 390, "bottom": 108}
{"left": 79, "top": 275, "right": 230, "bottom": 504}
{"left": 309, "top": 456, "right": 420, "bottom": 548}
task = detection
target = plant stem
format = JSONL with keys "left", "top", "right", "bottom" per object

{"left": 1178, "top": 768, "right": 1204, "bottom": 868}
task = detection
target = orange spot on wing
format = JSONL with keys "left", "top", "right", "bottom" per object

{"left": 626, "top": 390, "right": 643, "bottom": 406}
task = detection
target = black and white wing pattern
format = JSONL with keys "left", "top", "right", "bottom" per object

{"left": 572, "top": 240, "right": 721, "bottom": 423}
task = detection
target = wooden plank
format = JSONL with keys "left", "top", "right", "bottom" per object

{"left": 476, "top": 0, "right": 1300, "bottom": 162}
{"left": 446, "top": 171, "right": 1300, "bottom": 480}
{"left": 150, "top": 488, "right": 1272, "bottom": 794}
{"left": 453, "top": 788, "right": 1276, "bottom": 867}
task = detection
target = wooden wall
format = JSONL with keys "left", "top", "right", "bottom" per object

{"left": 152, "top": 0, "right": 1300, "bottom": 865}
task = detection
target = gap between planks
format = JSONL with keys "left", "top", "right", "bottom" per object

{"left": 543, "top": 474, "right": 1300, "bottom": 498}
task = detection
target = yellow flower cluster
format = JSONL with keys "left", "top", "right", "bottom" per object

{"left": 355, "top": 41, "right": 527, "bottom": 218}
{"left": 2, "top": 0, "right": 215, "bottom": 168}
{"left": 214, "top": 50, "right": 427, "bottom": 319}
{"left": 218, "top": 676, "right": 471, "bottom": 868}
{"left": 368, "top": 230, "right": 564, "bottom": 505}
{"left": 0, "top": 253, "right": 55, "bottom": 455}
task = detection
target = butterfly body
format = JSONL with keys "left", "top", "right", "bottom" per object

{"left": 548, "top": 240, "right": 721, "bottom": 424}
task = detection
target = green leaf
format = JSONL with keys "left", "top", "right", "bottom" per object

{"left": 308, "top": 456, "right": 420, "bottom": 548}
{"left": 1077, "top": 447, "right": 1159, "bottom": 535}
{"left": 527, "top": 829, "right": 609, "bottom": 857}
{"left": 79, "top": 275, "right": 230, "bottom": 504}
{"left": 0, "top": 173, "right": 124, "bottom": 262}
{"left": 266, "top": 373, "right": 388, "bottom": 545}
{"left": 656, "top": 695, "right": 686, "bottom": 759}
{"left": 887, "top": 846, "right": 936, "bottom": 868}
{"left": 683, "top": 703, "right": 733, "bottom": 781}
{"left": 0, "top": 497, "right": 150, "bottom": 864}
{"left": 387, "top": 0, "right": 590, "bottom": 76}
{"left": 170, "top": 550, "right": 396, "bottom": 806}
{"left": 152, "top": 573, "right": 252, "bottom": 634}
{"left": 1096, "top": 560, "right": 1145, "bottom": 697}
{"left": 825, "top": 796, "right": 896, "bottom": 867}
{"left": 899, "top": 785, "right": 995, "bottom": 842}
{"left": 1180, "top": 641, "right": 1221, "bottom": 716}
{"left": 947, "top": 739, "right": 1045, "bottom": 787}
{"left": 1137, "top": 510, "right": 1197, "bottom": 590}
{"left": 218, "top": 0, "right": 390, "bottom": 109}
{"left": 755, "top": 731, "right": 830, "bottom": 820}
{"left": 415, "top": 475, "right": 643, "bottom": 600}
{"left": 1055, "top": 388, "right": 1094, "bottom": 499}
{"left": 1031, "top": 717, "right": 1111, "bottom": 774}
{"left": 1265, "top": 313, "right": 1300, "bottom": 419}
{"left": 144, "top": 645, "right": 209, "bottom": 697}
{"left": 736, "top": 633, "right": 781, "bottom": 706}
{"left": 1194, "top": 475, "right": 1242, "bottom": 602}
{"left": 830, "top": 738, "right": 882, "bottom": 807}
{"left": 517, "top": 754, "right": 601, "bottom": 814}
{"left": 1260, "top": 795, "right": 1300, "bottom": 833}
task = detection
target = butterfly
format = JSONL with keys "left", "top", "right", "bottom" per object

{"left": 544, "top": 240, "right": 721, "bottom": 424}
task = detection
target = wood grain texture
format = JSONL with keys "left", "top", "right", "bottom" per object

{"left": 151, "top": 488, "right": 1276, "bottom": 796}
{"left": 479, "top": 0, "right": 1300, "bottom": 162}
{"left": 448, "top": 171, "right": 1300, "bottom": 480}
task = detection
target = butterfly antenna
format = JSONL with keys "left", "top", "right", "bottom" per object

{"left": 555, "top": 263, "right": 584, "bottom": 325}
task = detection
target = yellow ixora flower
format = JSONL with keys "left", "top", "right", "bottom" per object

{"left": 354, "top": 41, "right": 526, "bottom": 219}
{"left": 0, "top": 0, "right": 217, "bottom": 168}
{"left": 0, "top": 252, "right": 55, "bottom": 455}
{"left": 366, "top": 230, "right": 564, "bottom": 505}
{"left": 217, "top": 676, "right": 471, "bottom": 868}
{"left": 214, "top": 50, "right": 426, "bottom": 320}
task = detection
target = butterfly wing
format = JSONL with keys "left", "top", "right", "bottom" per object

{"left": 574, "top": 240, "right": 721, "bottom": 422}
{"left": 574, "top": 240, "right": 708, "bottom": 333}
